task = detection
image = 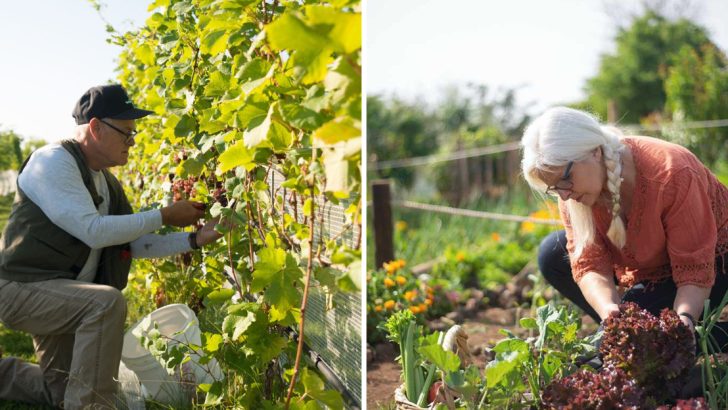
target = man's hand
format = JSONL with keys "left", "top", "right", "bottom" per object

{"left": 160, "top": 200, "right": 205, "bottom": 227}
{"left": 195, "top": 216, "right": 237, "bottom": 247}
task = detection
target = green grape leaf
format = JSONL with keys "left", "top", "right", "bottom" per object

{"left": 135, "top": 43, "right": 156, "bottom": 66}
{"left": 218, "top": 136, "right": 255, "bottom": 173}
{"left": 201, "top": 28, "right": 229, "bottom": 55}
{"left": 204, "top": 333, "right": 223, "bottom": 352}
{"left": 280, "top": 102, "right": 326, "bottom": 131}
{"left": 305, "top": 6, "right": 361, "bottom": 53}
{"left": 250, "top": 248, "right": 303, "bottom": 321}
{"left": 174, "top": 114, "right": 197, "bottom": 138}
{"left": 205, "top": 70, "right": 231, "bottom": 97}
{"left": 222, "top": 310, "right": 257, "bottom": 340}
{"left": 266, "top": 12, "right": 329, "bottom": 54}
{"left": 205, "top": 288, "right": 236, "bottom": 305}
{"left": 290, "top": 48, "right": 334, "bottom": 84}
{"left": 312, "top": 117, "right": 360, "bottom": 144}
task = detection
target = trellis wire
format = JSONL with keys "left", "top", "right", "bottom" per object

{"left": 392, "top": 200, "right": 562, "bottom": 226}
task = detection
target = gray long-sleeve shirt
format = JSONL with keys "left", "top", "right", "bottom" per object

{"left": 18, "top": 143, "right": 191, "bottom": 281}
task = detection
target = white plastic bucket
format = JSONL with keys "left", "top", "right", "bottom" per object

{"left": 121, "top": 304, "right": 222, "bottom": 405}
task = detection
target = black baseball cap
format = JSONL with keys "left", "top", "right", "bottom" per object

{"left": 72, "top": 84, "right": 154, "bottom": 125}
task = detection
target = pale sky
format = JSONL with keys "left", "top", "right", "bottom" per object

{"left": 1, "top": 1, "right": 727, "bottom": 142}
{"left": 366, "top": 0, "right": 728, "bottom": 114}
{"left": 0, "top": 1, "right": 149, "bottom": 142}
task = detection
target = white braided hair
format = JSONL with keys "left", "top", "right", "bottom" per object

{"left": 521, "top": 107, "right": 626, "bottom": 258}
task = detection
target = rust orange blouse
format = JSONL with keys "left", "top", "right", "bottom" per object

{"left": 560, "top": 136, "right": 728, "bottom": 289}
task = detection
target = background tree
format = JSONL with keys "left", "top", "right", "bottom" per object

{"left": 431, "top": 85, "right": 529, "bottom": 204}
{"left": 584, "top": 9, "right": 714, "bottom": 123}
{"left": 20, "top": 138, "right": 48, "bottom": 161}
{"left": 664, "top": 43, "right": 728, "bottom": 164}
{"left": 0, "top": 128, "right": 23, "bottom": 170}
{"left": 367, "top": 85, "right": 529, "bottom": 203}
{"left": 367, "top": 95, "right": 439, "bottom": 189}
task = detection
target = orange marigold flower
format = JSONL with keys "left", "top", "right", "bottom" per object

{"left": 521, "top": 221, "right": 535, "bottom": 233}
{"left": 404, "top": 290, "right": 418, "bottom": 301}
{"left": 425, "top": 298, "right": 433, "bottom": 306}
{"left": 418, "top": 303, "right": 427, "bottom": 311}
{"left": 384, "top": 277, "right": 395, "bottom": 288}
{"left": 455, "top": 251, "right": 466, "bottom": 261}
{"left": 383, "top": 261, "right": 395, "bottom": 274}
{"left": 395, "top": 275, "right": 407, "bottom": 286}
{"left": 384, "top": 259, "right": 407, "bottom": 275}
{"left": 491, "top": 232, "right": 501, "bottom": 242}
{"left": 521, "top": 209, "right": 554, "bottom": 233}
{"left": 374, "top": 305, "right": 383, "bottom": 312}
{"left": 384, "top": 300, "right": 396, "bottom": 310}
{"left": 409, "top": 305, "right": 421, "bottom": 314}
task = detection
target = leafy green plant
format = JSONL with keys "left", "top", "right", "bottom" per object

{"left": 483, "top": 303, "right": 599, "bottom": 408}
{"left": 383, "top": 303, "right": 601, "bottom": 408}
{"left": 381, "top": 311, "right": 462, "bottom": 407}
{"left": 90, "top": 0, "right": 362, "bottom": 406}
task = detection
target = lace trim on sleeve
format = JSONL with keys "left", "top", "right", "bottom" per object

{"left": 672, "top": 261, "right": 716, "bottom": 287}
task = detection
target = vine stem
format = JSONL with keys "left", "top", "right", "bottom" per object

{"left": 227, "top": 231, "right": 245, "bottom": 300}
{"left": 284, "top": 176, "right": 316, "bottom": 409}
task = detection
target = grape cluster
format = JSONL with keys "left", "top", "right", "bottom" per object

{"left": 171, "top": 175, "right": 198, "bottom": 202}
{"left": 213, "top": 185, "right": 228, "bottom": 206}
{"left": 173, "top": 148, "right": 188, "bottom": 164}
{"left": 207, "top": 176, "right": 228, "bottom": 206}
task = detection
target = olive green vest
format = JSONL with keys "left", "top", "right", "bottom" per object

{"left": 0, "top": 140, "right": 134, "bottom": 290}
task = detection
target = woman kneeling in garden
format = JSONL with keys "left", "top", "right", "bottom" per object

{"left": 521, "top": 107, "right": 728, "bottom": 351}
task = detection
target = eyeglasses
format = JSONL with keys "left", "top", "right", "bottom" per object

{"left": 98, "top": 119, "right": 137, "bottom": 145}
{"left": 545, "top": 161, "right": 574, "bottom": 196}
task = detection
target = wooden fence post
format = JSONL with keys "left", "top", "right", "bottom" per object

{"left": 372, "top": 179, "right": 394, "bottom": 268}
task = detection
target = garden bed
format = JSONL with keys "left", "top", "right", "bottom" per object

{"left": 366, "top": 305, "right": 598, "bottom": 409}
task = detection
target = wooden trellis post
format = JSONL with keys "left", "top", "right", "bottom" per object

{"left": 372, "top": 179, "right": 394, "bottom": 268}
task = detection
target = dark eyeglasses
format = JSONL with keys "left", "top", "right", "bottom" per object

{"left": 99, "top": 119, "right": 137, "bottom": 144}
{"left": 545, "top": 161, "right": 574, "bottom": 196}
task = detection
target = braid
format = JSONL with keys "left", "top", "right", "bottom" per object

{"left": 602, "top": 143, "right": 626, "bottom": 248}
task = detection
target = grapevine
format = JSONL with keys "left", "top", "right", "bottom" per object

{"left": 103, "top": 0, "right": 361, "bottom": 407}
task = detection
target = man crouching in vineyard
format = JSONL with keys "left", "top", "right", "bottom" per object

{"left": 522, "top": 107, "right": 728, "bottom": 356}
{"left": 0, "top": 84, "right": 225, "bottom": 409}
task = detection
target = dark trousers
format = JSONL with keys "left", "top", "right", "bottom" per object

{"left": 538, "top": 230, "right": 728, "bottom": 351}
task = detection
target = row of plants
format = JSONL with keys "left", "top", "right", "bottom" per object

{"left": 365, "top": 181, "right": 553, "bottom": 269}
{"left": 384, "top": 301, "right": 712, "bottom": 409}
{"left": 99, "top": 0, "right": 361, "bottom": 407}
{"left": 367, "top": 206, "right": 559, "bottom": 344}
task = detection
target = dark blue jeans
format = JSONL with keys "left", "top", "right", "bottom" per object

{"left": 538, "top": 230, "right": 728, "bottom": 351}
